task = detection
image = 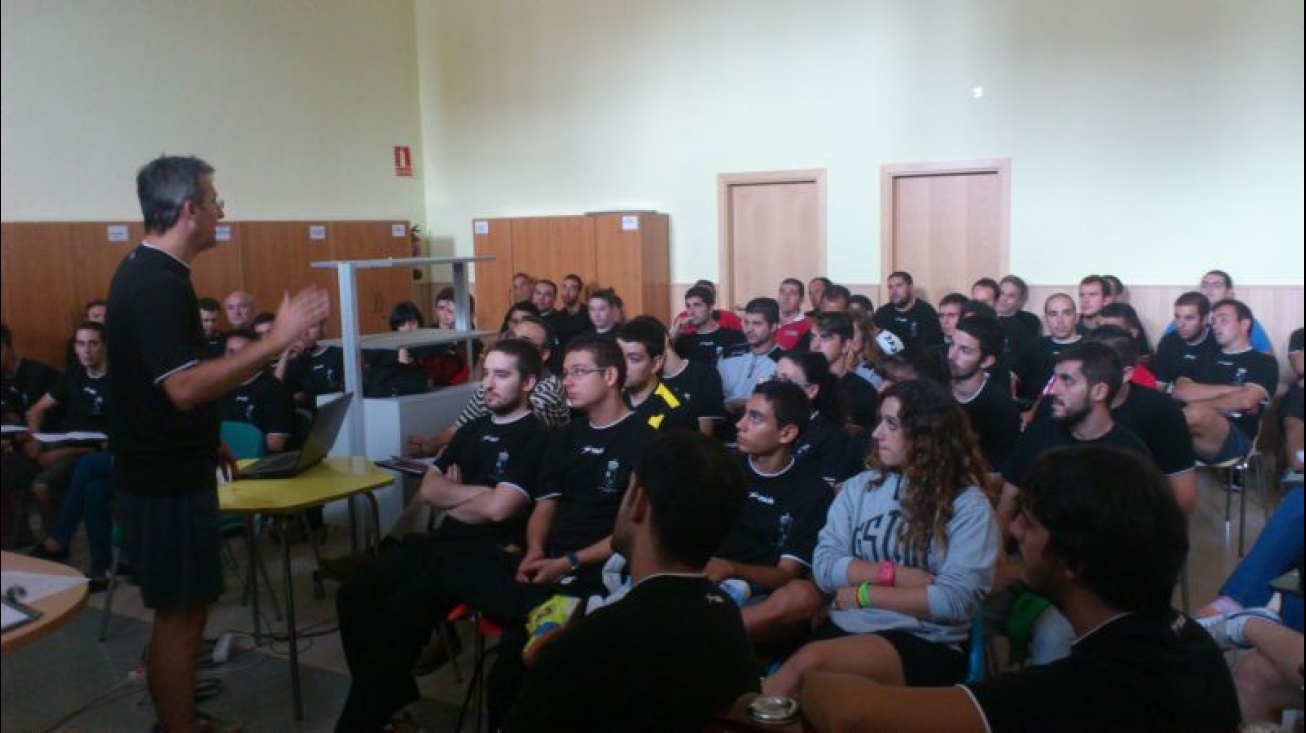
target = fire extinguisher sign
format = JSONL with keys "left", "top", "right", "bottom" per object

{"left": 394, "top": 146, "right": 414, "bottom": 177}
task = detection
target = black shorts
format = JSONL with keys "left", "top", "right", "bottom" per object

{"left": 811, "top": 622, "right": 968, "bottom": 687}
{"left": 119, "top": 489, "right": 224, "bottom": 610}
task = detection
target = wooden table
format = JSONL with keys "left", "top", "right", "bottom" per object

{"left": 219, "top": 456, "right": 393, "bottom": 721}
{"left": 1, "top": 551, "right": 89, "bottom": 653}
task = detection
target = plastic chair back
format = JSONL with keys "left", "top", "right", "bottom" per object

{"left": 221, "top": 421, "right": 266, "bottom": 460}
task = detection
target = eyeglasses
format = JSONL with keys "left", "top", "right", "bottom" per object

{"left": 560, "top": 366, "right": 606, "bottom": 379}
{"left": 770, "top": 374, "right": 810, "bottom": 389}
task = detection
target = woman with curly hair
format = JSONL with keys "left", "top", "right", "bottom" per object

{"left": 764, "top": 378, "right": 1000, "bottom": 695}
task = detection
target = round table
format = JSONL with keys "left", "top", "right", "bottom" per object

{"left": 1, "top": 551, "right": 90, "bottom": 653}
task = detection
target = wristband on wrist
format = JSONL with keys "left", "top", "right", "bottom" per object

{"left": 877, "top": 561, "right": 896, "bottom": 587}
{"left": 857, "top": 581, "right": 873, "bottom": 609}
{"left": 565, "top": 551, "right": 582, "bottom": 572}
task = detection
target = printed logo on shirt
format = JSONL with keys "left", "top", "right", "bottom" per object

{"left": 479, "top": 434, "right": 502, "bottom": 444}
{"left": 775, "top": 511, "right": 793, "bottom": 551}
{"left": 600, "top": 458, "right": 621, "bottom": 494}
{"left": 580, "top": 445, "right": 605, "bottom": 456}
{"left": 491, "top": 449, "right": 509, "bottom": 482}
{"left": 748, "top": 490, "right": 776, "bottom": 506}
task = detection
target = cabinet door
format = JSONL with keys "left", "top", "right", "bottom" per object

{"left": 593, "top": 213, "right": 670, "bottom": 324}
{"left": 331, "top": 222, "right": 415, "bottom": 336}
{"left": 241, "top": 222, "right": 337, "bottom": 333}
{"left": 0, "top": 223, "right": 81, "bottom": 366}
{"left": 472, "top": 217, "right": 514, "bottom": 333}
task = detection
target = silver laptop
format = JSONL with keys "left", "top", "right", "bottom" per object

{"left": 236, "top": 393, "right": 352, "bottom": 480}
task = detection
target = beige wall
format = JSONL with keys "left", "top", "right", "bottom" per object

{"left": 417, "top": 0, "right": 1303, "bottom": 286}
{"left": 1, "top": 0, "right": 425, "bottom": 222}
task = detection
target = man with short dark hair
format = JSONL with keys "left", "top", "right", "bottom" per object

{"left": 800, "top": 446, "right": 1240, "bottom": 733}
{"left": 1077, "top": 275, "right": 1108, "bottom": 332}
{"left": 872, "top": 270, "right": 943, "bottom": 349}
{"left": 810, "top": 312, "right": 878, "bottom": 430}
{"left": 950, "top": 317, "right": 1020, "bottom": 471}
{"left": 807, "top": 277, "right": 832, "bottom": 316}
{"left": 1175, "top": 299, "right": 1279, "bottom": 463}
{"left": 998, "top": 275, "right": 1041, "bottom": 337}
{"left": 1013, "top": 293, "right": 1082, "bottom": 411}
{"left": 503, "top": 431, "right": 759, "bottom": 732}
{"left": 1154, "top": 291, "right": 1219, "bottom": 387}
{"left": 553, "top": 274, "right": 592, "bottom": 351}
{"left": 197, "top": 297, "right": 225, "bottom": 359}
{"left": 335, "top": 339, "right": 550, "bottom": 733}
{"left": 659, "top": 319, "right": 727, "bottom": 438}
{"left": 220, "top": 329, "right": 296, "bottom": 453}
{"left": 937, "top": 292, "right": 969, "bottom": 344}
{"left": 512, "top": 272, "right": 536, "bottom": 305}
{"left": 616, "top": 317, "right": 695, "bottom": 432}
{"left": 0, "top": 324, "right": 60, "bottom": 427}
{"left": 673, "top": 285, "right": 744, "bottom": 364}
{"left": 709, "top": 380, "right": 832, "bottom": 644}
{"left": 1198, "top": 270, "right": 1273, "bottom": 353}
{"left": 281, "top": 319, "right": 346, "bottom": 408}
{"left": 820, "top": 284, "right": 851, "bottom": 313}
{"left": 775, "top": 277, "right": 811, "bottom": 350}
{"left": 108, "top": 155, "right": 328, "bottom": 732}
{"left": 971, "top": 278, "right": 1000, "bottom": 308}
{"left": 1084, "top": 327, "right": 1198, "bottom": 514}
{"left": 586, "top": 288, "right": 622, "bottom": 336}
{"left": 719, "top": 297, "right": 784, "bottom": 419}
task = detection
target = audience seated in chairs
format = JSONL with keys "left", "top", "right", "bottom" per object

{"left": 764, "top": 379, "right": 1000, "bottom": 696}
{"left": 797, "top": 446, "right": 1239, "bottom": 733}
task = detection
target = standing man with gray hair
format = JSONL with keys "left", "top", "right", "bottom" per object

{"left": 108, "top": 156, "right": 329, "bottom": 732}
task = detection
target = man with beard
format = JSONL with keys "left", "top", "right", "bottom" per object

{"left": 719, "top": 297, "right": 785, "bottom": 422}
{"left": 673, "top": 285, "right": 744, "bottom": 365}
{"left": 334, "top": 339, "right": 550, "bottom": 733}
{"left": 1154, "top": 291, "right": 1220, "bottom": 387}
{"left": 1076, "top": 275, "right": 1108, "bottom": 333}
{"left": 949, "top": 316, "right": 1021, "bottom": 472}
{"left": 502, "top": 431, "right": 758, "bottom": 731}
{"left": 551, "top": 274, "right": 592, "bottom": 352}
{"left": 872, "top": 270, "right": 943, "bottom": 349}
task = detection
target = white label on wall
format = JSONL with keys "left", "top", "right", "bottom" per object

{"left": 309, "top": 225, "right": 327, "bottom": 241}
{"left": 621, "top": 215, "right": 639, "bottom": 231}
{"left": 391, "top": 223, "right": 407, "bottom": 238}
{"left": 214, "top": 225, "right": 232, "bottom": 242}
{"left": 474, "top": 220, "right": 489, "bottom": 235}
{"left": 106, "top": 225, "right": 129, "bottom": 242}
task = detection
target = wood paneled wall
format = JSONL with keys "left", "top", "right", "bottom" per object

{"left": 472, "top": 212, "right": 670, "bottom": 330}
{"left": 0, "top": 220, "right": 414, "bottom": 368}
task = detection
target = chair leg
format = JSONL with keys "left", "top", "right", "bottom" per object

{"left": 98, "top": 544, "right": 121, "bottom": 642}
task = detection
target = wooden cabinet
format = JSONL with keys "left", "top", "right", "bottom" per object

{"left": 471, "top": 212, "right": 670, "bottom": 329}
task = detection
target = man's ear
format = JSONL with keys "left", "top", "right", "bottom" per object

{"left": 1088, "top": 381, "right": 1110, "bottom": 404}
{"left": 627, "top": 483, "right": 650, "bottom": 524}
{"left": 777, "top": 422, "right": 800, "bottom": 446}
{"left": 981, "top": 353, "right": 997, "bottom": 370}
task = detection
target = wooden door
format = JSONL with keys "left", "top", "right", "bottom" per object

{"left": 718, "top": 170, "right": 826, "bottom": 312}
{"left": 880, "top": 158, "right": 1010, "bottom": 304}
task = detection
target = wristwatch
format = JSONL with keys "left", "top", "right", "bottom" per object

{"left": 565, "top": 551, "right": 582, "bottom": 572}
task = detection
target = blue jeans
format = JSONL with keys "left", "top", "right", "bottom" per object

{"left": 1220, "top": 486, "right": 1303, "bottom": 632}
{"left": 49, "top": 452, "right": 114, "bottom": 577}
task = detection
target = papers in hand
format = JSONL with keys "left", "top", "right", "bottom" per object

{"left": 376, "top": 455, "right": 438, "bottom": 476}
{"left": 1, "top": 424, "right": 28, "bottom": 435}
{"left": 32, "top": 431, "right": 108, "bottom": 444}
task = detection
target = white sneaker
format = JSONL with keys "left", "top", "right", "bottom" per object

{"left": 1197, "top": 607, "right": 1281, "bottom": 649}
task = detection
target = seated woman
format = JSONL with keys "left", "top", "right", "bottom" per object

{"left": 764, "top": 379, "right": 1000, "bottom": 694}
{"left": 773, "top": 351, "right": 849, "bottom": 487}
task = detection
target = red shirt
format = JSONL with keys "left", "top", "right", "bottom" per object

{"left": 774, "top": 315, "right": 811, "bottom": 351}
{"left": 674, "top": 309, "right": 743, "bottom": 335}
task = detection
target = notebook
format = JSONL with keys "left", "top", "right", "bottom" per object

{"left": 236, "top": 393, "right": 351, "bottom": 480}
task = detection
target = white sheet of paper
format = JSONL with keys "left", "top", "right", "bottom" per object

{"left": 32, "top": 431, "right": 107, "bottom": 443}
{"left": 1, "top": 424, "right": 26, "bottom": 435}
{"left": 2, "top": 571, "right": 87, "bottom": 604}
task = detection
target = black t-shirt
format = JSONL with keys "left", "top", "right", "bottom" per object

{"left": 627, "top": 381, "right": 697, "bottom": 432}
{"left": 839, "top": 372, "right": 879, "bottom": 430}
{"left": 107, "top": 245, "right": 218, "bottom": 496}
{"left": 503, "top": 575, "right": 760, "bottom": 733}
{"left": 1, "top": 357, "right": 60, "bottom": 425}
{"left": 1153, "top": 329, "right": 1220, "bottom": 383}
{"left": 433, "top": 411, "right": 549, "bottom": 545}
{"left": 540, "top": 412, "right": 658, "bottom": 555}
{"left": 1281, "top": 383, "right": 1304, "bottom": 423}
{"left": 661, "top": 359, "right": 726, "bottom": 425}
{"left": 1011, "top": 310, "right": 1042, "bottom": 338}
{"left": 873, "top": 299, "right": 944, "bottom": 349}
{"left": 1002, "top": 419, "right": 1150, "bottom": 488}
{"left": 674, "top": 328, "right": 746, "bottom": 366}
{"left": 997, "top": 316, "right": 1033, "bottom": 368}
{"left": 1190, "top": 347, "right": 1279, "bottom": 437}
{"left": 46, "top": 366, "right": 110, "bottom": 433}
{"left": 220, "top": 371, "right": 295, "bottom": 439}
{"left": 1031, "top": 386, "right": 1194, "bottom": 476}
{"left": 1013, "top": 336, "right": 1080, "bottom": 404}
{"left": 956, "top": 374, "right": 1021, "bottom": 471}
{"left": 715, "top": 455, "right": 832, "bottom": 569}
{"left": 966, "top": 609, "right": 1240, "bottom": 733}
{"left": 289, "top": 345, "right": 347, "bottom": 400}
{"left": 543, "top": 309, "right": 589, "bottom": 374}
{"left": 201, "top": 333, "right": 226, "bottom": 360}
{"left": 793, "top": 411, "right": 851, "bottom": 485}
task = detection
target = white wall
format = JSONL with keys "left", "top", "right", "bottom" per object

{"left": 1, "top": 0, "right": 425, "bottom": 222}
{"left": 416, "top": 0, "right": 1304, "bottom": 286}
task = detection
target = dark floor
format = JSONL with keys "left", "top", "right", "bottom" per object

{"left": 0, "top": 468, "right": 1283, "bottom": 732}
